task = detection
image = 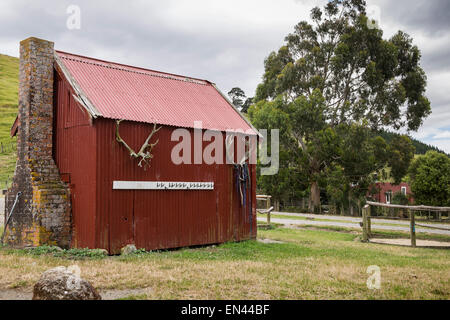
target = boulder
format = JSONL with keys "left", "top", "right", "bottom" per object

{"left": 33, "top": 266, "right": 101, "bottom": 300}
{"left": 120, "top": 244, "right": 137, "bottom": 255}
{"left": 98, "top": 249, "right": 109, "bottom": 256}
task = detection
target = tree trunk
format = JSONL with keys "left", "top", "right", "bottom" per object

{"left": 309, "top": 181, "right": 321, "bottom": 213}
{"left": 348, "top": 189, "right": 354, "bottom": 217}
{"left": 274, "top": 199, "right": 280, "bottom": 211}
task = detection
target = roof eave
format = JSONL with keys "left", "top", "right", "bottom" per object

{"left": 10, "top": 115, "right": 18, "bottom": 137}
{"left": 54, "top": 52, "right": 102, "bottom": 119}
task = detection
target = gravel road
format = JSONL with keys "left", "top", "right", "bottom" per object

{"left": 258, "top": 211, "right": 450, "bottom": 236}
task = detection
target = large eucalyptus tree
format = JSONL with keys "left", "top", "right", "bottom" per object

{"left": 250, "top": 0, "right": 430, "bottom": 212}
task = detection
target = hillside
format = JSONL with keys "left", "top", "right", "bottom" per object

{"left": 0, "top": 54, "right": 19, "bottom": 189}
{"left": 378, "top": 130, "right": 447, "bottom": 155}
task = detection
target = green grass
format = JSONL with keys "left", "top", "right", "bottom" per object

{"left": 0, "top": 54, "right": 19, "bottom": 189}
{"left": 116, "top": 293, "right": 148, "bottom": 300}
{"left": 294, "top": 224, "right": 450, "bottom": 242}
{"left": 0, "top": 54, "right": 19, "bottom": 106}
{"left": 0, "top": 226, "right": 449, "bottom": 299}
{"left": 9, "top": 245, "right": 108, "bottom": 260}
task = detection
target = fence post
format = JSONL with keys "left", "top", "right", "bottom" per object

{"left": 362, "top": 205, "right": 368, "bottom": 242}
{"left": 409, "top": 209, "right": 416, "bottom": 247}
{"left": 367, "top": 205, "right": 372, "bottom": 237}
{"left": 266, "top": 197, "right": 271, "bottom": 226}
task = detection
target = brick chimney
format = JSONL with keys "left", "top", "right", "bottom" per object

{"left": 4, "top": 37, "right": 71, "bottom": 248}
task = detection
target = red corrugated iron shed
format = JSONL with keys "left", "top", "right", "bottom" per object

{"left": 49, "top": 50, "right": 257, "bottom": 253}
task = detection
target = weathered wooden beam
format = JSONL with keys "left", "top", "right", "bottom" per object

{"left": 410, "top": 209, "right": 416, "bottom": 247}
{"left": 362, "top": 204, "right": 369, "bottom": 242}
{"left": 256, "top": 194, "right": 272, "bottom": 200}
{"left": 366, "top": 201, "right": 450, "bottom": 212}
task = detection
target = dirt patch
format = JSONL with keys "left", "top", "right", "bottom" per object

{"left": 257, "top": 238, "right": 285, "bottom": 244}
{"left": 0, "top": 289, "right": 32, "bottom": 300}
{"left": 370, "top": 238, "right": 450, "bottom": 248}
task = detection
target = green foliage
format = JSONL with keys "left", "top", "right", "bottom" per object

{"left": 256, "top": 1, "right": 430, "bottom": 131}
{"left": 228, "top": 87, "right": 254, "bottom": 113}
{"left": 250, "top": 0, "right": 430, "bottom": 211}
{"left": 227, "top": 87, "right": 246, "bottom": 110}
{"left": 24, "top": 246, "right": 108, "bottom": 259}
{"left": 25, "top": 245, "right": 63, "bottom": 255}
{"left": 387, "top": 135, "right": 415, "bottom": 184}
{"left": 408, "top": 151, "right": 450, "bottom": 206}
{"left": 241, "top": 97, "right": 253, "bottom": 113}
{"left": 391, "top": 191, "right": 409, "bottom": 205}
{"left": 378, "top": 130, "right": 446, "bottom": 155}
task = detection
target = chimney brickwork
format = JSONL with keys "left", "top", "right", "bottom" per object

{"left": 4, "top": 37, "right": 71, "bottom": 248}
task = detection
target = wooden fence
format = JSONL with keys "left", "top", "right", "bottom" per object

{"left": 0, "top": 141, "right": 16, "bottom": 154}
{"left": 256, "top": 195, "right": 273, "bottom": 226}
{"left": 2, "top": 177, "right": 12, "bottom": 191}
{"left": 362, "top": 201, "right": 450, "bottom": 247}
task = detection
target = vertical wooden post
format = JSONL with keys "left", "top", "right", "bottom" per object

{"left": 367, "top": 205, "right": 372, "bottom": 237}
{"left": 409, "top": 209, "right": 416, "bottom": 247}
{"left": 267, "top": 196, "right": 271, "bottom": 226}
{"left": 362, "top": 205, "right": 368, "bottom": 242}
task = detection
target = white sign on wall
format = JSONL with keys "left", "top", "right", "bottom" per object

{"left": 113, "top": 181, "right": 214, "bottom": 190}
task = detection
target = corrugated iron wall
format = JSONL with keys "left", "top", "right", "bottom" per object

{"left": 95, "top": 119, "right": 256, "bottom": 254}
{"left": 53, "top": 68, "right": 256, "bottom": 254}
{"left": 53, "top": 70, "right": 97, "bottom": 249}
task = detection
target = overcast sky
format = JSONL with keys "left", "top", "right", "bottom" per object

{"left": 0, "top": 0, "right": 449, "bottom": 152}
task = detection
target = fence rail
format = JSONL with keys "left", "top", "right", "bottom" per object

{"left": 2, "top": 177, "right": 12, "bottom": 191}
{"left": 363, "top": 202, "right": 450, "bottom": 247}
{"left": 366, "top": 201, "right": 450, "bottom": 212}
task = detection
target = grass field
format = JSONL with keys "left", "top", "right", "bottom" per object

{"left": 0, "top": 54, "right": 19, "bottom": 189}
{"left": 0, "top": 226, "right": 448, "bottom": 299}
{"left": 0, "top": 54, "right": 19, "bottom": 106}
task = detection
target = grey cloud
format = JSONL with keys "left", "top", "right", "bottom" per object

{"left": 1, "top": 0, "right": 449, "bottom": 151}
{"left": 374, "top": 0, "right": 450, "bottom": 36}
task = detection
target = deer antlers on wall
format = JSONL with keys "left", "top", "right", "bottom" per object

{"left": 115, "top": 120, "right": 161, "bottom": 169}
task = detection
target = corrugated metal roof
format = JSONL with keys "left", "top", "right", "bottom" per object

{"left": 55, "top": 51, "right": 256, "bottom": 134}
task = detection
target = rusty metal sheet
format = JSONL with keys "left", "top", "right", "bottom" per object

{"left": 53, "top": 70, "right": 97, "bottom": 249}
{"left": 53, "top": 60, "right": 256, "bottom": 254}
{"left": 95, "top": 119, "right": 255, "bottom": 253}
